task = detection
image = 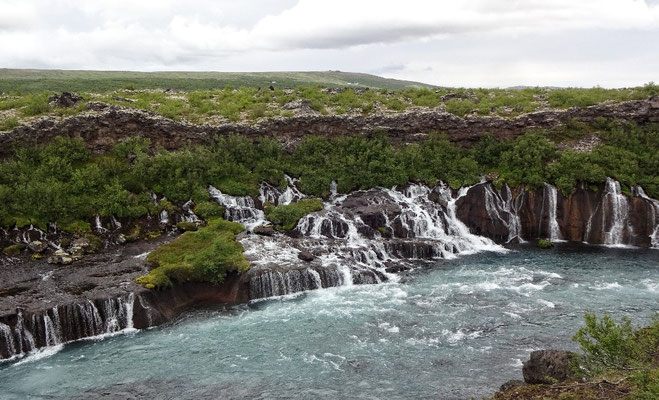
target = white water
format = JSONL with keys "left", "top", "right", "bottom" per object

{"left": 224, "top": 181, "right": 506, "bottom": 299}
{"left": 483, "top": 184, "right": 524, "bottom": 243}
{"left": 541, "top": 183, "right": 563, "bottom": 241}
{"left": 601, "top": 178, "right": 632, "bottom": 246}
{"left": 633, "top": 186, "right": 659, "bottom": 248}
{"left": 1, "top": 294, "right": 136, "bottom": 362}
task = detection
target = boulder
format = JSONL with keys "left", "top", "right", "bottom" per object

{"left": 176, "top": 221, "right": 198, "bottom": 232}
{"left": 253, "top": 225, "right": 275, "bottom": 236}
{"left": 499, "top": 380, "right": 526, "bottom": 392}
{"left": 297, "top": 249, "right": 315, "bottom": 262}
{"left": 27, "top": 240, "right": 48, "bottom": 253}
{"left": 522, "top": 350, "right": 575, "bottom": 384}
{"left": 48, "top": 92, "right": 82, "bottom": 108}
{"left": 47, "top": 249, "right": 73, "bottom": 265}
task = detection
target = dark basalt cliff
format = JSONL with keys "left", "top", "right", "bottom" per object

{"left": 1, "top": 97, "right": 658, "bottom": 156}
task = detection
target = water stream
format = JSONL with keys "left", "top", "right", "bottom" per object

{"left": 1, "top": 245, "right": 657, "bottom": 399}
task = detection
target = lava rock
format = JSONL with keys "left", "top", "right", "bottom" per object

{"left": 27, "top": 240, "right": 48, "bottom": 253}
{"left": 253, "top": 225, "right": 275, "bottom": 236}
{"left": 522, "top": 350, "right": 575, "bottom": 384}
{"left": 47, "top": 249, "right": 73, "bottom": 265}
{"left": 297, "top": 249, "right": 315, "bottom": 262}
{"left": 48, "top": 92, "right": 82, "bottom": 108}
{"left": 499, "top": 379, "right": 526, "bottom": 392}
{"left": 116, "top": 234, "right": 127, "bottom": 245}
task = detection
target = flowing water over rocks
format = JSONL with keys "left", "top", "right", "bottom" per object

{"left": 1, "top": 177, "right": 658, "bottom": 362}
{"left": 0, "top": 246, "right": 657, "bottom": 399}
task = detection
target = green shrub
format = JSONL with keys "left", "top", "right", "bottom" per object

{"left": 137, "top": 218, "right": 248, "bottom": 288}
{"left": 3, "top": 243, "right": 27, "bottom": 256}
{"left": 0, "top": 117, "right": 19, "bottom": 131}
{"left": 176, "top": 221, "right": 198, "bottom": 231}
{"left": 194, "top": 201, "right": 224, "bottom": 220}
{"left": 264, "top": 198, "right": 324, "bottom": 231}
{"left": 537, "top": 239, "right": 554, "bottom": 249}
{"left": 573, "top": 313, "right": 659, "bottom": 374}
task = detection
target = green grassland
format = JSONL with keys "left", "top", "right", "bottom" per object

{"left": 0, "top": 69, "right": 433, "bottom": 93}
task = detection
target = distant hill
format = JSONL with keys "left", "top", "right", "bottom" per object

{"left": 0, "top": 69, "right": 434, "bottom": 93}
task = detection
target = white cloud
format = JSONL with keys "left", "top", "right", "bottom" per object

{"left": 0, "top": 1, "right": 657, "bottom": 86}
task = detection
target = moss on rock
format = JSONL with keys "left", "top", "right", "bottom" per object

{"left": 264, "top": 198, "right": 323, "bottom": 231}
{"left": 136, "top": 218, "right": 248, "bottom": 289}
{"left": 3, "top": 243, "right": 27, "bottom": 256}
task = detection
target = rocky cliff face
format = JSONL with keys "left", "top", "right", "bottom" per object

{"left": 1, "top": 97, "right": 658, "bottom": 156}
{"left": 456, "top": 178, "right": 659, "bottom": 247}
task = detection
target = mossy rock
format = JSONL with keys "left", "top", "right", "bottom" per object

{"left": 60, "top": 220, "right": 92, "bottom": 233}
{"left": 176, "top": 221, "right": 198, "bottom": 232}
{"left": 537, "top": 239, "right": 554, "bottom": 249}
{"left": 193, "top": 202, "right": 225, "bottom": 220}
{"left": 264, "top": 198, "right": 324, "bottom": 231}
{"left": 137, "top": 218, "right": 248, "bottom": 289}
{"left": 3, "top": 243, "right": 27, "bottom": 256}
{"left": 125, "top": 225, "right": 141, "bottom": 242}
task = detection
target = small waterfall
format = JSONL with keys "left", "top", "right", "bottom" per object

{"left": 258, "top": 175, "right": 305, "bottom": 206}
{"left": 483, "top": 184, "right": 524, "bottom": 243}
{"left": 0, "top": 322, "right": 16, "bottom": 358}
{"left": 601, "top": 178, "right": 632, "bottom": 245}
{"left": 180, "top": 200, "right": 201, "bottom": 223}
{"left": 540, "top": 183, "right": 562, "bottom": 241}
{"left": 110, "top": 216, "right": 122, "bottom": 230}
{"left": 633, "top": 186, "right": 659, "bottom": 248}
{"left": 209, "top": 186, "right": 265, "bottom": 229}
{"left": 159, "top": 210, "right": 169, "bottom": 226}
{"left": 0, "top": 293, "right": 136, "bottom": 360}
{"left": 94, "top": 214, "right": 108, "bottom": 234}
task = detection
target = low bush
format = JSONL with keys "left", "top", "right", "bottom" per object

{"left": 265, "top": 199, "right": 324, "bottom": 231}
{"left": 137, "top": 218, "right": 248, "bottom": 288}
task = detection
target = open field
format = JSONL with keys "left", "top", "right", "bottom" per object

{"left": 0, "top": 69, "right": 433, "bottom": 93}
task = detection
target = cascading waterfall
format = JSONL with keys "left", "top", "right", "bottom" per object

{"left": 259, "top": 175, "right": 306, "bottom": 206}
{"left": 483, "top": 184, "right": 524, "bottom": 243}
{"left": 601, "top": 178, "right": 632, "bottom": 245}
{"left": 0, "top": 293, "right": 135, "bottom": 361}
{"left": 234, "top": 181, "right": 505, "bottom": 300}
{"left": 540, "top": 183, "right": 563, "bottom": 241}
{"left": 633, "top": 186, "right": 659, "bottom": 248}
{"left": 209, "top": 186, "right": 265, "bottom": 229}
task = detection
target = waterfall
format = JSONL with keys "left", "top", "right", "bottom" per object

{"left": 259, "top": 175, "right": 305, "bottom": 206}
{"left": 483, "top": 184, "right": 524, "bottom": 243}
{"left": 633, "top": 186, "right": 659, "bottom": 248}
{"left": 237, "top": 181, "right": 506, "bottom": 300}
{"left": 209, "top": 186, "right": 265, "bottom": 229}
{"left": 540, "top": 183, "right": 563, "bottom": 241}
{"left": 94, "top": 214, "right": 108, "bottom": 234}
{"left": 0, "top": 293, "right": 136, "bottom": 361}
{"left": 600, "top": 178, "right": 632, "bottom": 246}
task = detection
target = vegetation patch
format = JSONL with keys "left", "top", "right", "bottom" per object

{"left": 536, "top": 239, "right": 554, "bottom": 249}
{"left": 3, "top": 243, "right": 26, "bottom": 256}
{"left": 136, "top": 218, "right": 249, "bottom": 289}
{"left": 193, "top": 201, "right": 224, "bottom": 220}
{"left": 264, "top": 199, "right": 324, "bottom": 231}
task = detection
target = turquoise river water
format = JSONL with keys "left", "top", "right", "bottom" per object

{"left": 1, "top": 244, "right": 658, "bottom": 399}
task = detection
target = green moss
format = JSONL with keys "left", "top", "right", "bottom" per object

{"left": 193, "top": 201, "right": 225, "bottom": 220}
{"left": 137, "top": 218, "right": 248, "bottom": 289}
{"left": 264, "top": 198, "right": 324, "bottom": 231}
{"left": 31, "top": 253, "right": 43, "bottom": 261}
{"left": 125, "top": 225, "right": 141, "bottom": 242}
{"left": 3, "top": 243, "right": 27, "bottom": 256}
{"left": 176, "top": 221, "right": 198, "bottom": 231}
{"left": 60, "top": 220, "right": 91, "bottom": 233}
{"left": 146, "top": 231, "right": 162, "bottom": 240}
{"left": 537, "top": 239, "right": 554, "bottom": 249}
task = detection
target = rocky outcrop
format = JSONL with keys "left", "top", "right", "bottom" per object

{"left": 522, "top": 350, "right": 576, "bottom": 384}
{"left": 456, "top": 179, "right": 659, "bottom": 247}
{"left": 1, "top": 98, "right": 658, "bottom": 156}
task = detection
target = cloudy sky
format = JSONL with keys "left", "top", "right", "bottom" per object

{"left": 1, "top": 0, "right": 658, "bottom": 87}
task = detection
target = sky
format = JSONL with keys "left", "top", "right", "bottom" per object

{"left": 1, "top": 0, "right": 658, "bottom": 87}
